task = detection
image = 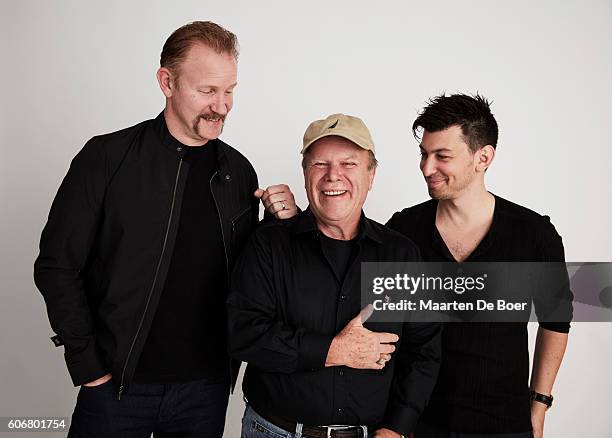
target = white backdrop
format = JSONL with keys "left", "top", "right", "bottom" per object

{"left": 1, "top": 1, "right": 611, "bottom": 437}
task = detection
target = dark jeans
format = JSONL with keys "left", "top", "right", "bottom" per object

{"left": 68, "top": 376, "right": 230, "bottom": 438}
{"left": 414, "top": 422, "right": 534, "bottom": 438}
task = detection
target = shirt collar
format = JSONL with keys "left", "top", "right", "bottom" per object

{"left": 293, "top": 207, "right": 383, "bottom": 244}
{"left": 430, "top": 193, "right": 500, "bottom": 260}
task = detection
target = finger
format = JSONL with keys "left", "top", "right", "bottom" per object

{"left": 265, "top": 201, "right": 284, "bottom": 215}
{"left": 260, "top": 190, "right": 271, "bottom": 204}
{"left": 264, "top": 184, "right": 290, "bottom": 195}
{"left": 376, "top": 332, "right": 399, "bottom": 344}
{"left": 269, "top": 199, "right": 295, "bottom": 215}
{"left": 374, "top": 354, "right": 391, "bottom": 366}
{"left": 373, "top": 356, "right": 388, "bottom": 368}
{"left": 253, "top": 188, "right": 265, "bottom": 199}
{"left": 359, "top": 304, "right": 374, "bottom": 324}
{"left": 379, "top": 344, "right": 396, "bottom": 354}
{"left": 362, "top": 361, "right": 385, "bottom": 370}
{"left": 265, "top": 192, "right": 289, "bottom": 207}
{"left": 281, "top": 196, "right": 297, "bottom": 211}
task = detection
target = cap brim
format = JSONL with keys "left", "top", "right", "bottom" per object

{"left": 301, "top": 130, "right": 374, "bottom": 154}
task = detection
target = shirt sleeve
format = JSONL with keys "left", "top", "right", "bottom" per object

{"left": 385, "top": 211, "right": 403, "bottom": 233}
{"left": 382, "top": 321, "right": 442, "bottom": 435}
{"left": 227, "top": 229, "right": 334, "bottom": 373}
{"left": 534, "top": 216, "right": 573, "bottom": 333}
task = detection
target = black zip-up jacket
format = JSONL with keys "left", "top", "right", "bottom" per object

{"left": 34, "top": 112, "right": 258, "bottom": 397}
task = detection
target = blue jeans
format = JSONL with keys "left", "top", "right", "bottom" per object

{"left": 68, "top": 376, "right": 230, "bottom": 438}
{"left": 241, "top": 404, "right": 370, "bottom": 438}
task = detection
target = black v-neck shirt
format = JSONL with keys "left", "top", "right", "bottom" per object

{"left": 386, "top": 194, "right": 572, "bottom": 433}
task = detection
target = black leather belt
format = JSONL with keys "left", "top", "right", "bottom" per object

{"left": 266, "top": 413, "right": 366, "bottom": 438}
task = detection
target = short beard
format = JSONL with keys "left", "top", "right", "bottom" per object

{"left": 429, "top": 188, "right": 450, "bottom": 200}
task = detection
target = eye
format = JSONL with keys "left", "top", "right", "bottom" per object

{"left": 225, "top": 89, "right": 234, "bottom": 95}
{"left": 342, "top": 162, "right": 357, "bottom": 168}
{"left": 199, "top": 90, "right": 214, "bottom": 95}
{"left": 437, "top": 155, "right": 450, "bottom": 160}
{"left": 313, "top": 162, "right": 328, "bottom": 168}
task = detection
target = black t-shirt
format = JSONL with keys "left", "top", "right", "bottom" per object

{"left": 386, "top": 194, "right": 572, "bottom": 434}
{"left": 319, "top": 233, "right": 357, "bottom": 283}
{"left": 134, "top": 141, "right": 229, "bottom": 383}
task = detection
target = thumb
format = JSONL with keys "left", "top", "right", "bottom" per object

{"left": 350, "top": 304, "right": 374, "bottom": 326}
{"left": 253, "top": 188, "right": 265, "bottom": 199}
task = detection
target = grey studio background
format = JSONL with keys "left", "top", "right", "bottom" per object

{"left": 1, "top": 1, "right": 611, "bottom": 437}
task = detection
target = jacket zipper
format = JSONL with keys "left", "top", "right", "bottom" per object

{"left": 231, "top": 205, "right": 252, "bottom": 229}
{"left": 210, "top": 171, "right": 229, "bottom": 276}
{"left": 117, "top": 158, "right": 183, "bottom": 400}
{"left": 210, "top": 171, "right": 236, "bottom": 388}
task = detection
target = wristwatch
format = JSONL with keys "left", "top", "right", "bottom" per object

{"left": 530, "top": 390, "right": 553, "bottom": 410}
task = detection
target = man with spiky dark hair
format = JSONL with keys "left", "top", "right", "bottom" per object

{"left": 386, "top": 93, "right": 572, "bottom": 438}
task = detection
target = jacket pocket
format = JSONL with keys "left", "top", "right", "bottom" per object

{"left": 230, "top": 205, "right": 253, "bottom": 256}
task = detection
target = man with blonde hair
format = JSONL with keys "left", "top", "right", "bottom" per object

{"left": 34, "top": 21, "right": 296, "bottom": 437}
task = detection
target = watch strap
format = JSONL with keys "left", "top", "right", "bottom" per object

{"left": 530, "top": 390, "right": 553, "bottom": 409}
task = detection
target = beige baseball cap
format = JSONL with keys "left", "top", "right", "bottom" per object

{"left": 301, "top": 113, "right": 375, "bottom": 155}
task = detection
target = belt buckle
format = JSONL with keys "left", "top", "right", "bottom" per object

{"left": 324, "top": 424, "right": 354, "bottom": 438}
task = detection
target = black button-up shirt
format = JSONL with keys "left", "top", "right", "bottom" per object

{"left": 227, "top": 209, "right": 442, "bottom": 434}
{"left": 386, "top": 194, "right": 573, "bottom": 433}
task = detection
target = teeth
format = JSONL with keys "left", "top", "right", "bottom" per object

{"left": 323, "top": 190, "right": 346, "bottom": 196}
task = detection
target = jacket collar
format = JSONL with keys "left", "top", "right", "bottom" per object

{"left": 293, "top": 207, "right": 383, "bottom": 244}
{"left": 154, "top": 110, "right": 231, "bottom": 177}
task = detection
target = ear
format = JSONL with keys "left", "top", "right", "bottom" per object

{"left": 368, "top": 166, "right": 377, "bottom": 191}
{"left": 157, "top": 67, "right": 175, "bottom": 98}
{"left": 476, "top": 145, "right": 495, "bottom": 172}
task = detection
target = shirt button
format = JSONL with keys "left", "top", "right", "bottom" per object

{"left": 340, "top": 294, "right": 347, "bottom": 301}
{"left": 338, "top": 370, "right": 344, "bottom": 376}
{"left": 176, "top": 146, "right": 182, "bottom": 152}
{"left": 225, "top": 174, "right": 231, "bottom": 181}
{"left": 337, "top": 408, "right": 343, "bottom": 415}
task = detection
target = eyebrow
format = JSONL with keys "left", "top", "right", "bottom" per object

{"left": 419, "top": 144, "right": 453, "bottom": 153}
{"left": 311, "top": 155, "right": 360, "bottom": 162}
{"left": 198, "top": 82, "right": 238, "bottom": 89}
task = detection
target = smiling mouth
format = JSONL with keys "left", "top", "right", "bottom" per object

{"left": 322, "top": 190, "right": 347, "bottom": 196}
{"left": 426, "top": 179, "right": 446, "bottom": 187}
{"left": 201, "top": 116, "right": 223, "bottom": 123}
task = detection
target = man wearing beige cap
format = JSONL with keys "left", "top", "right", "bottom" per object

{"left": 227, "top": 114, "right": 441, "bottom": 438}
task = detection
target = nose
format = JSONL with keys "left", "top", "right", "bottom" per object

{"left": 210, "top": 93, "right": 231, "bottom": 116}
{"left": 420, "top": 155, "right": 436, "bottom": 177}
{"left": 325, "top": 163, "right": 342, "bottom": 181}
